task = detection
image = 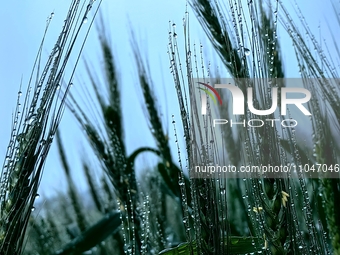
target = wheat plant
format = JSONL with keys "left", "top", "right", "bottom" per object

{"left": 0, "top": 0, "right": 101, "bottom": 254}
{"left": 2, "top": 0, "right": 340, "bottom": 255}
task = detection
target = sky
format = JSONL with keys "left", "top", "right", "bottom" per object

{"left": 0, "top": 0, "right": 337, "bottom": 199}
{"left": 0, "top": 0, "right": 198, "bottom": 198}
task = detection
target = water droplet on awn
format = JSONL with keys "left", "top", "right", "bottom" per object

{"left": 244, "top": 48, "right": 251, "bottom": 56}
{"left": 25, "top": 114, "right": 37, "bottom": 125}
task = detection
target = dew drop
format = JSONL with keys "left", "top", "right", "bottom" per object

{"left": 25, "top": 114, "right": 37, "bottom": 125}
{"left": 83, "top": 17, "right": 88, "bottom": 24}
{"left": 244, "top": 48, "right": 251, "bottom": 56}
{"left": 220, "top": 188, "right": 226, "bottom": 195}
{"left": 31, "top": 207, "right": 35, "bottom": 212}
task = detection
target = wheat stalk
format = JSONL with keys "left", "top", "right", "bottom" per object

{"left": 0, "top": 1, "right": 101, "bottom": 254}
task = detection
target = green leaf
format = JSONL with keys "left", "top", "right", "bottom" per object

{"left": 158, "top": 236, "right": 264, "bottom": 255}
{"left": 54, "top": 210, "right": 121, "bottom": 255}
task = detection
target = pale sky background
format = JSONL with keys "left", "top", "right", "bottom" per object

{"left": 0, "top": 0, "right": 337, "bottom": 200}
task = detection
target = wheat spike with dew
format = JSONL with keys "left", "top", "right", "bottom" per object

{"left": 166, "top": 0, "right": 340, "bottom": 254}
{"left": 0, "top": 0, "right": 101, "bottom": 254}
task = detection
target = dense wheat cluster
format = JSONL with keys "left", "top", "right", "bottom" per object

{"left": 1, "top": 0, "right": 340, "bottom": 255}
